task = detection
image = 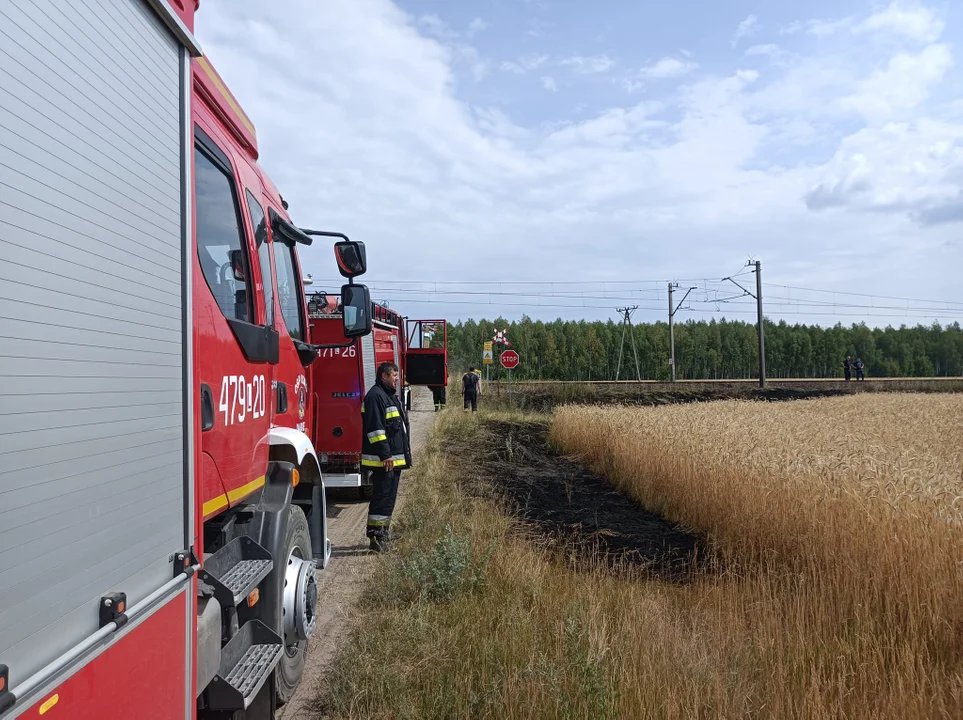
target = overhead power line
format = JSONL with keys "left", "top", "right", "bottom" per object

{"left": 762, "top": 283, "right": 963, "bottom": 308}
{"left": 310, "top": 277, "right": 963, "bottom": 308}
{"left": 366, "top": 296, "right": 961, "bottom": 320}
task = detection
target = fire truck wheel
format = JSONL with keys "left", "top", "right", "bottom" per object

{"left": 276, "top": 504, "right": 315, "bottom": 705}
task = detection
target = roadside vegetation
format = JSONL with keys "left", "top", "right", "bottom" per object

{"left": 315, "top": 390, "right": 963, "bottom": 719}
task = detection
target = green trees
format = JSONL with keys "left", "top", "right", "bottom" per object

{"left": 448, "top": 318, "right": 963, "bottom": 380}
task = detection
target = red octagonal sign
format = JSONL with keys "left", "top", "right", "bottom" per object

{"left": 500, "top": 350, "right": 520, "bottom": 369}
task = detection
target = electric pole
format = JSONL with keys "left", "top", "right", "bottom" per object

{"left": 615, "top": 306, "right": 642, "bottom": 382}
{"left": 722, "top": 260, "right": 766, "bottom": 388}
{"left": 668, "top": 284, "right": 673, "bottom": 382}
{"left": 668, "top": 283, "right": 696, "bottom": 382}
{"left": 755, "top": 261, "right": 766, "bottom": 388}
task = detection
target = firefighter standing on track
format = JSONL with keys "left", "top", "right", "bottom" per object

{"left": 361, "top": 361, "right": 412, "bottom": 552}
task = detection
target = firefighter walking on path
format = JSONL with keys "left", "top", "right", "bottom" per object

{"left": 361, "top": 361, "right": 412, "bottom": 552}
{"left": 463, "top": 367, "right": 481, "bottom": 412}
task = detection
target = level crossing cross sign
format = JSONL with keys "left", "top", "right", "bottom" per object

{"left": 500, "top": 350, "right": 520, "bottom": 369}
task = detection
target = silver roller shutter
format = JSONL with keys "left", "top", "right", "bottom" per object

{"left": 361, "top": 333, "right": 376, "bottom": 393}
{"left": 0, "top": 0, "right": 188, "bottom": 688}
{"left": 392, "top": 336, "right": 402, "bottom": 395}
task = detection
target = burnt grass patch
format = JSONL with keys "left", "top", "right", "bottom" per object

{"left": 460, "top": 419, "right": 707, "bottom": 579}
{"left": 485, "top": 379, "right": 963, "bottom": 413}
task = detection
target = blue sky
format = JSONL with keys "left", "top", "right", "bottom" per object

{"left": 196, "top": 0, "right": 963, "bottom": 327}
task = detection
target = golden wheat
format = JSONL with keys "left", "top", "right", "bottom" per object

{"left": 552, "top": 393, "right": 963, "bottom": 717}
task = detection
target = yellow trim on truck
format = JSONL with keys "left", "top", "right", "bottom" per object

{"left": 228, "top": 475, "right": 266, "bottom": 503}
{"left": 202, "top": 493, "right": 228, "bottom": 517}
{"left": 202, "top": 475, "right": 266, "bottom": 518}
{"left": 196, "top": 56, "right": 257, "bottom": 137}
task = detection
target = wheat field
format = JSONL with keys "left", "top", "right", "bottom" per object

{"left": 319, "top": 394, "right": 963, "bottom": 719}
{"left": 552, "top": 393, "right": 963, "bottom": 717}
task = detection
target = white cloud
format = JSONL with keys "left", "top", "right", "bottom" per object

{"left": 418, "top": 14, "right": 458, "bottom": 40}
{"left": 639, "top": 56, "right": 698, "bottom": 79}
{"left": 806, "top": 120, "right": 963, "bottom": 223}
{"left": 194, "top": 0, "right": 963, "bottom": 322}
{"left": 622, "top": 56, "right": 698, "bottom": 93}
{"left": 807, "top": 16, "right": 855, "bottom": 37}
{"left": 731, "top": 15, "right": 760, "bottom": 47}
{"left": 857, "top": 1, "right": 944, "bottom": 43}
{"left": 558, "top": 54, "right": 616, "bottom": 74}
{"left": 778, "top": 20, "right": 803, "bottom": 36}
{"left": 840, "top": 44, "right": 953, "bottom": 123}
{"left": 467, "top": 17, "right": 488, "bottom": 36}
{"left": 744, "top": 44, "right": 792, "bottom": 65}
{"left": 788, "top": 2, "right": 944, "bottom": 43}
{"left": 500, "top": 52, "right": 549, "bottom": 73}
{"left": 541, "top": 76, "right": 558, "bottom": 92}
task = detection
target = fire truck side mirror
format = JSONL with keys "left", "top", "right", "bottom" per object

{"left": 334, "top": 241, "right": 366, "bottom": 279}
{"left": 341, "top": 283, "right": 372, "bottom": 338}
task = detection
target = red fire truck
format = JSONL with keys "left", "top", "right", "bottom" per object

{"left": 306, "top": 294, "right": 448, "bottom": 498}
{"left": 0, "top": 1, "right": 372, "bottom": 718}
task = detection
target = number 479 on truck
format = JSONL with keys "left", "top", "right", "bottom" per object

{"left": 0, "top": 1, "right": 373, "bottom": 718}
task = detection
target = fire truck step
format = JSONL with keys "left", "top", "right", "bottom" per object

{"left": 199, "top": 537, "right": 274, "bottom": 607}
{"left": 205, "top": 620, "right": 284, "bottom": 711}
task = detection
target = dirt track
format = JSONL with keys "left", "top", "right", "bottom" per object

{"left": 277, "top": 387, "right": 435, "bottom": 719}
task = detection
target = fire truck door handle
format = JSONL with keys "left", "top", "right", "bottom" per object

{"left": 277, "top": 382, "right": 288, "bottom": 414}
{"left": 201, "top": 384, "right": 215, "bottom": 431}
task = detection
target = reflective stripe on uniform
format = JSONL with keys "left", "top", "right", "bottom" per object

{"left": 385, "top": 405, "right": 400, "bottom": 419}
{"left": 367, "top": 514, "right": 390, "bottom": 527}
{"left": 367, "top": 430, "right": 387, "bottom": 442}
{"left": 362, "top": 454, "right": 407, "bottom": 468}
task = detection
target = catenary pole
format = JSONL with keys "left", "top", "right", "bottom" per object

{"left": 755, "top": 260, "right": 766, "bottom": 388}
{"left": 668, "top": 283, "right": 676, "bottom": 382}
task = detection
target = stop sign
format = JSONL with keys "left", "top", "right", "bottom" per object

{"left": 500, "top": 350, "right": 520, "bottom": 369}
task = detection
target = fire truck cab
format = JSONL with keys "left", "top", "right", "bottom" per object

{"left": 0, "top": 1, "right": 372, "bottom": 717}
{"left": 306, "top": 296, "right": 447, "bottom": 499}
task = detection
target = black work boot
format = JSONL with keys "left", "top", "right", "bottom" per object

{"left": 368, "top": 527, "right": 392, "bottom": 553}
{"left": 368, "top": 535, "right": 386, "bottom": 552}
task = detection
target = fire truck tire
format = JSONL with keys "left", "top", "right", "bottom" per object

{"left": 276, "top": 504, "right": 314, "bottom": 705}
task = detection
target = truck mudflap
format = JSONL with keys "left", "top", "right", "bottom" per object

{"left": 265, "top": 429, "right": 330, "bottom": 567}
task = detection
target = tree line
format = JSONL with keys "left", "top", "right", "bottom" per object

{"left": 444, "top": 317, "right": 963, "bottom": 381}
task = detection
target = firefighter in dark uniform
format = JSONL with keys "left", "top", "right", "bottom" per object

{"left": 361, "top": 361, "right": 412, "bottom": 552}
{"left": 463, "top": 367, "right": 481, "bottom": 412}
{"left": 431, "top": 384, "right": 447, "bottom": 412}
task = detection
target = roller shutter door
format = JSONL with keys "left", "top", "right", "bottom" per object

{"left": 0, "top": 0, "right": 188, "bottom": 687}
